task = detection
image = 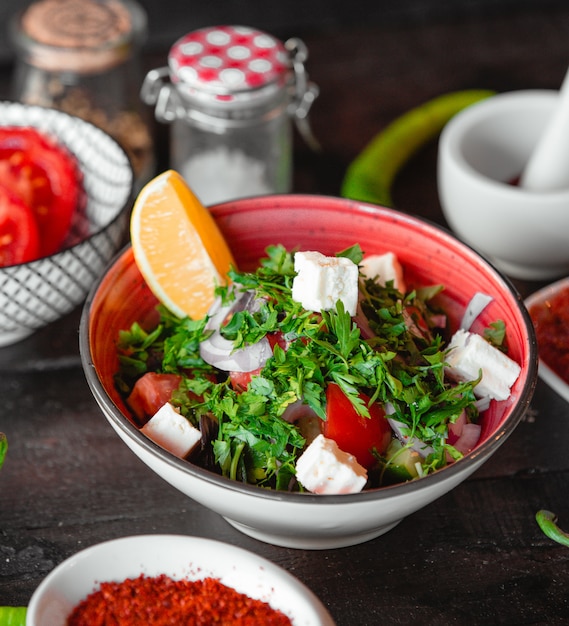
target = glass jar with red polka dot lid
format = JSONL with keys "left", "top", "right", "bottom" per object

{"left": 141, "top": 25, "right": 319, "bottom": 206}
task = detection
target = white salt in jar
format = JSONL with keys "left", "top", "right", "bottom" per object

{"left": 141, "top": 25, "right": 318, "bottom": 205}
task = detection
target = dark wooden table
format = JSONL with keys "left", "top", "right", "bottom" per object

{"left": 2, "top": 8, "right": 569, "bottom": 625}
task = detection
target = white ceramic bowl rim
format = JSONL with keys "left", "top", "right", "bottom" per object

{"left": 0, "top": 100, "right": 134, "bottom": 267}
{"left": 440, "top": 89, "right": 569, "bottom": 201}
{"left": 79, "top": 197, "right": 538, "bottom": 504}
{"left": 27, "top": 533, "right": 335, "bottom": 625}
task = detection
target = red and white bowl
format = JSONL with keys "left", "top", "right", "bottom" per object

{"left": 80, "top": 195, "right": 538, "bottom": 549}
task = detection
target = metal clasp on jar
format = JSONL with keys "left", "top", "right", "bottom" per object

{"left": 140, "top": 66, "right": 182, "bottom": 123}
{"left": 285, "top": 37, "right": 320, "bottom": 151}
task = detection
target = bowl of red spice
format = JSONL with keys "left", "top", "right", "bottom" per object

{"left": 525, "top": 276, "right": 569, "bottom": 404}
{"left": 0, "top": 100, "right": 133, "bottom": 346}
{"left": 26, "top": 534, "right": 335, "bottom": 625}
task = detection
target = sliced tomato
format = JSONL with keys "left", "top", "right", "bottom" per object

{"left": 267, "top": 331, "right": 288, "bottom": 352}
{"left": 0, "top": 185, "right": 40, "bottom": 266}
{"left": 127, "top": 372, "right": 183, "bottom": 424}
{"left": 229, "top": 368, "right": 261, "bottom": 392}
{"left": 323, "top": 382, "right": 391, "bottom": 469}
{"left": 0, "top": 127, "right": 82, "bottom": 257}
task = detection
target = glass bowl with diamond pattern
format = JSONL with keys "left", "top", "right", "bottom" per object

{"left": 0, "top": 101, "right": 134, "bottom": 346}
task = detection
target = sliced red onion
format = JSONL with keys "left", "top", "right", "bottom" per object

{"left": 199, "top": 291, "right": 272, "bottom": 372}
{"left": 281, "top": 399, "right": 318, "bottom": 423}
{"left": 281, "top": 401, "right": 323, "bottom": 445}
{"left": 460, "top": 292, "right": 493, "bottom": 331}
{"left": 474, "top": 396, "right": 491, "bottom": 413}
{"left": 451, "top": 423, "right": 481, "bottom": 455}
{"left": 387, "top": 417, "right": 434, "bottom": 458}
{"left": 402, "top": 308, "right": 422, "bottom": 338}
{"left": 354, "top": 301, "right": 374, "bottom": 340}
{"left": 447, "top": 411, "right": 467, "bottom": 445}
{"left": 230, "top": 289, "right": 263, "bottom": 315}
{"left": 431, "top": 313, "right": 447, "bottom": 329}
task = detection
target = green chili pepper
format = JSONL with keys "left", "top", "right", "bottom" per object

{"left": 536, "top": 509, "right": 569, "bottom": 547}
{"left": 340, "top": 89, "right": 496, "bottom": 207}
{"left": 0, "top": 433, "right": 7, "bottom": 470}
{"left": 0, "top": 607, "right": 27, "bottom": 626}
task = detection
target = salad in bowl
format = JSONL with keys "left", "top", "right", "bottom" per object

{"left": 80, "top": 173, "right": 537, "bottom": 549}
{"left": 116, "top": 241, "right": 520, "bottom": 495}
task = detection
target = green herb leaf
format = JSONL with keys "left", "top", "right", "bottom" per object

{"left": 484, "top": 320, "right": 506, "bottom": 349}
{"left": 337, "top": 243, "right": 364, "bottom": 265}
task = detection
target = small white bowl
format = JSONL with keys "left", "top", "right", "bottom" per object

{"left": 0, "top": 101, "right": 133, "bottom": 347}
{"left": 525, "top": 275, "right": 569, "bottom": 404}
{"left": 437, "top": 90, "right": 569, "bottom": 280}
{"left": 26, "top": 534, "right": 335, "bottom": 626}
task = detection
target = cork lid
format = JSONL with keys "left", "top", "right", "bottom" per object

{"left": 13, "top": 0, "right": 147, "bottom": 73}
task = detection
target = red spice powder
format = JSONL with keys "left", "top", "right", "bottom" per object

{"left": 529, "top": 286, "right": 569, "bottom": 384}
{"left": 66, "top": 574, "right": 292, "bottom": 626}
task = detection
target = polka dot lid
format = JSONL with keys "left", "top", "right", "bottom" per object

{"left": 168, "top": 25, "right": 290, "bottom": 102}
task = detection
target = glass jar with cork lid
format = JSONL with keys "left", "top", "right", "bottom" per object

{"left": 9, "top": 0, "right": 154, "bottom": 188}
{"left": 141, "top": 25, "right": 319, "bottom": 206}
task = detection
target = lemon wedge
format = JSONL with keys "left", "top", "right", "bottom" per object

{"left": 130, "top": 170, "right": 236, "bottom": 319}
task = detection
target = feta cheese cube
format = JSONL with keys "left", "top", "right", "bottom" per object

{"left": 295, "top": 434, "right": 368, "bottom": 494}
{"left": 359, "top": 252, "right": 406, "bottom": 292}
{"left": 445, "top": 329, "right": 521, "bottom": 401}
{"left": 292, "top": 251, "right": 359, "bottom": 316}
{"left": 141, "top": 402, "right": 201, "bottom": 458}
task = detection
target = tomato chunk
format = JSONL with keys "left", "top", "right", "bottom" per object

{"left": 127, "top": 372, "right": 182, "bottom": 424}
{"left": 323, "top": 383, "right": 391, "bottom": 469}
{"left": 229, "top": 332, "right": 288, "bottom": 392}
{"left": 0, "top": 185, "right": 40, "bottom": 266}
{"left": 0, "top": 127, "right": 82, "bottom": 257}
{"left": 229, "top": 368, "right": 261, "bottom": 392}
{"left": 267, "top": 331, "right": 288, "bottom": 352}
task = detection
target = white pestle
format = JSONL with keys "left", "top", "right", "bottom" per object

{"left": 519, "top": 67, "right": 569, "bottom": 191}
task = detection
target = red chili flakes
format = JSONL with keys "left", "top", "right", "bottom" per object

{"left": 66, "top": 574, "right": 293, "bottom": 626}
{"left": 529, "top": 286, "right": 569, "bottom": 384}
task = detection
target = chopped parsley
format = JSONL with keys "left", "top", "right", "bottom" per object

{"left": 116, "top": 244, "right": 493, "bottom": 490}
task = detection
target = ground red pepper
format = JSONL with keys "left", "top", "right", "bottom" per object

{"left": 529, "top": 286, "right": 569, "bottom": 384}
{"left": 66, "top": 574, "right": 293, "bottom": 625}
